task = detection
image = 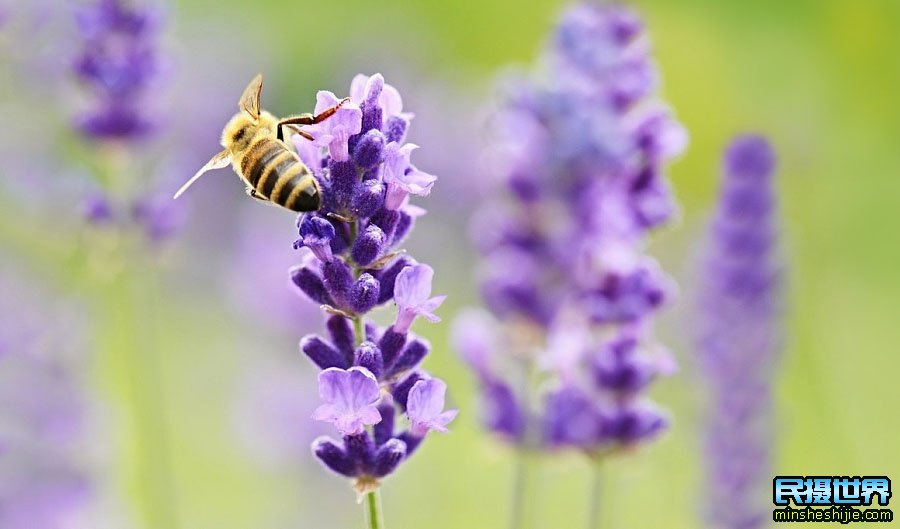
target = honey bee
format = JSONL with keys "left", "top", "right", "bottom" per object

{"left": 174, "top": 74, "right": 346, "bottom": 212}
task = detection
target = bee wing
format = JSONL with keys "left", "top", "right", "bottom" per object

{"left": 173, "top": 149, "right": 232, "bottom": 199}
{"left": 239, "top": 74, "right": 263, "bottom": 119}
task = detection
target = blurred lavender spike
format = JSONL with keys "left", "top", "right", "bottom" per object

{"left": 696, "top": 135, "right": 782, "bottom": 529}
{"left": 73, "top": 0, "right": 164, "bottom": 142}
{"left": 0, "top": 264, "right": 92, "bottom": 529}
{"left": 456, "top": 2, "right": 684, "bottom": 454}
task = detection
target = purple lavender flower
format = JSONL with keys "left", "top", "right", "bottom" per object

{"left": 382, "top": 143, "right": 436, "bottom": 210}
{"left": 303, "top": 91, "right": 363, "bottom": 162}
{"left": 295, "top": 215, "right": 336, "bottom": 262}
{"left": 73, "top": 0, "right": 164, "bottom": 142}
{"left": 696, "top": 135, "right": 781, "bottom": 529}
{"left": 393, "top": 264, "right": 446, "bottom": 334}
{"left": 407, "top": 378, "right": 458, "bottom": 437}
{"left": 286, "top": 74, "right": 455, "bottom": 500}
{"left": 312, "top": 367, "right": 382, "bottom": 436}
{"left": 70, "top": 0, "right": 192, "bottom": 245}
{"left": 456, "top": 2, "right": 684, "bottom": 456}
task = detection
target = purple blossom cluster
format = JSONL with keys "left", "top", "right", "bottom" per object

{"left": 73, "top": 0, "right": 186, "bottom": 245}
{"left": 73, "top": 0, "right": 163, "bottom": 141}
{"left": 456, "top": 3, "right": 685, "bottom": 453}
{"left": 696, "top": 136, "right": 781, "bottom": 529}
{"left": 289, "top": 74, "right": 456, "bottom": 492}
{"left": 0, "top": 267, "right": 90, "bottom": 529}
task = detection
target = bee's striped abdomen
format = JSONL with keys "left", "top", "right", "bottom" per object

{"left": 239, "top": 138, "right": 320, "bottom": 212}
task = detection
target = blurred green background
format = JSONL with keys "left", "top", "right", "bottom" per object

{"left": 2, "top": 0, "right": 899, "bottom": 528}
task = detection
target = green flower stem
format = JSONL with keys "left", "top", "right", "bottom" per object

{"left": 510, "top": 359, "right": 540, "bottom": 529}
{"left": 346, "top": 257, "right": 385, "bottom": 529}
{"left": 113, "top": 263, "right": 180, "bottom": 529}
{"left": 93, "top": 148, "right": 179, "bottom": 529}
{"left": 509, "top": 450, "right": 538, "bottom": 529}
{"left": 354, "top": 316, "right": 366, "bottom": 348}
{"left": 365, "top": 489, "right": 385, "bottom": 529}
{"left": 587, "top": 459, "right": 604, "bottom": 529}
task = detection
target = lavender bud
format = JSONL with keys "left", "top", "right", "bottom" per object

{"left": 544, "top": 386, "right": 602, "bottom": 448}
{"left": 592, "top": 335, "right": 656, "bottom": 394}
{"left": 723, "top": 135, "right": 775, "bottom": 181}
{"left": 350, "top": 180, "right": 385, "bottom": 219}
{"left": 391, "top": 372, "right": 425, "bottom": 412}
{"left": 373, "top": 398, "right": 396, "bottom": 446}
{"left": 330, "top": 221, "right": 350, "bottom": 255}
{"left": 290, "top": 265, "right": 334, "bottom": 306}
{"left": 313, "top": 437, "right": 357, "bottom": 477}
{"left": 396, "top": 431, "right": 424, "bottom": 457}
{"left": 377, "top": 327, "right": 407, "bottom": 367}
{"left": 344, "top": 432, "right": 375, "bottom": 475}
{"left": 326, "top": 315, "right": 355, "bottom": 359}
{"left": 353, "top": 341, "right": 383, "bottom": 378}
{"left": 602, "top": 403, "right": 668, "bottom": 444}
{"left": 391, "top": 210, "right": 415, "bottom": 246}
{"left": 483, "top": 378, "right": 526, "bottom": 442}
{"left": 329, "top": 159, "right": 358, "bottom": 207}
{"left": 375, "top": 257, "right": 412, "bottom": 305}
{"left": 384, "top": 116, "right": 408, "bottom": 144}
{"left": 369, "top": 209, "right": 400, "bottom": 239}
{"left": 372, "top": 439, "right": 406, "bottom": 478}
{"left": 301, "top": 335, "right": 349, "bottom": 370}
{"left": 352, "top": 130, "right": 386, "bottom": 170}
{"left": 365, "top": 322, "right": 379, "bottom": 342}
{"left": 322, "top": 260, "right": 353, "bottom": 309}
{"left": 360, "top": 76, "right": 385, "bottom": 135}
{"left": 348, "top": 273, "right": 380, "bottom": 314}
{"left": 351, "top": 225, "right": 386, "bottom": 267}
{"left": 388, "top": 339, "right": 429, "bottom": 376}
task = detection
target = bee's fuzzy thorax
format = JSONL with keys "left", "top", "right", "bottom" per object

{"left": 220, "top": 113, "right": 256, "bottom": 153}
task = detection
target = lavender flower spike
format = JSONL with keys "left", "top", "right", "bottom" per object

{"left": 393, "top": 264, "right": 446, "bottom": 333}
{"left": 407, "top": 378, "right": 458, "bottom": 437}
{"left": 455, "top": 6, "right": 684, "bottom": 525}
{"left": 696, "top": 134, "right": 781, "bottom": 529}
{"left": 312, "top": 367, "right": 382, "bottom": 435}
{"left": 0, "top": 265, "right": 92, "bottom": 528}
{"left": 457, "top": 1, "right": 683, "bottom": 455}
{"left": 282, "top": 75, "right": 454, "bottom": 517}
{"left": 74, "top": 0, "right": 163, "bottom": 142}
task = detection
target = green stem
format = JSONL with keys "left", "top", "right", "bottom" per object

{"left": 587, "top": 459, "right": 604, "bottom": 529}
{"left": 118, "top": 266, "right": 180, "bottom": 529}
{"left": 509, "top": 450, "right": 537, "bottom": 529}
{"left": 509, "top": 357, "right": 541, "bottom": 529}
{"left": 354, "top": 316, "right": 366, "bottom": 348}
{"left": 365, "top": 489, "right": 384, "bottom": 529}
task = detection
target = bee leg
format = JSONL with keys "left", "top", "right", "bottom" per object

{"left": 276, "top": 97, "right": 351, "bottom": 142}
{"left": 279, "top": 124, "right": 314, "bottom": 144}
{"left": 246, "top": 187, "right": 269, "bottom": 202}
